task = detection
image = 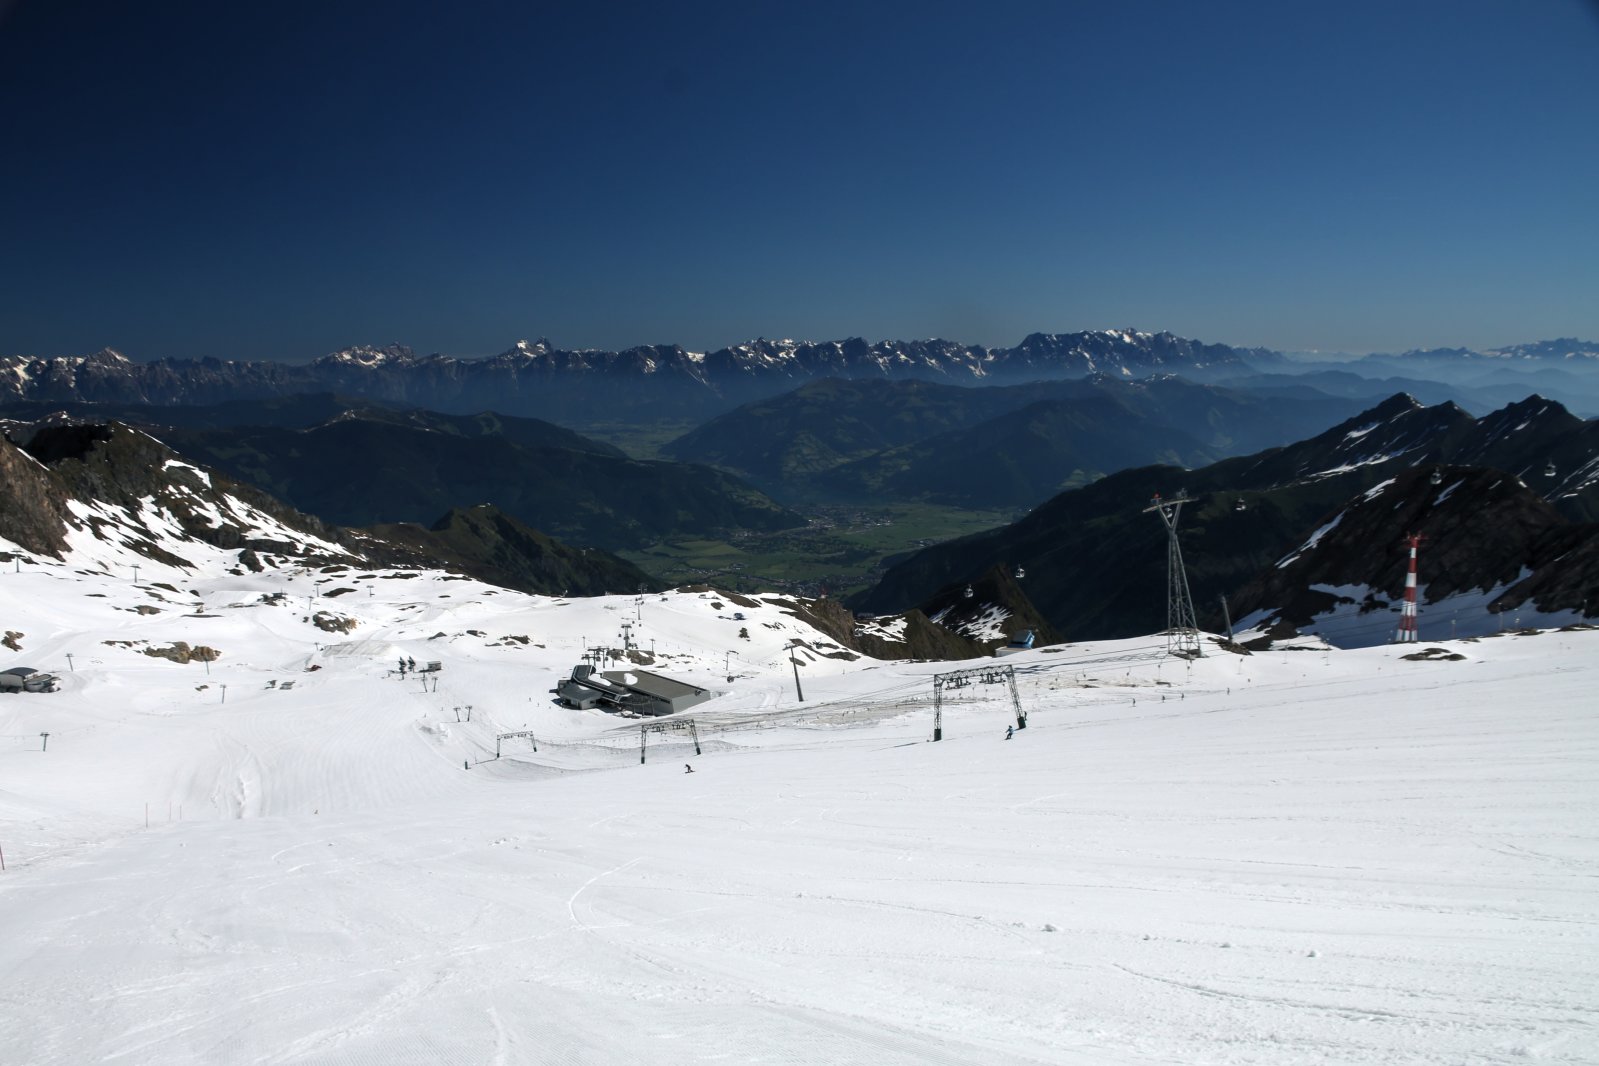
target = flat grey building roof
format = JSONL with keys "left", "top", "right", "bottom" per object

{"left": 600, "top": 670, "right": 709, "bottom": 700}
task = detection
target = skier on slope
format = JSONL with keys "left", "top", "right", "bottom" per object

{"left": 684, "top": 763, "right": 694, "bottom": 773}
{"left": 1005, "top": 725, "right": 1014, "bottom": 740}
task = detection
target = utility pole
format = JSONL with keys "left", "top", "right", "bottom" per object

{"left": 65, "top": 653, "right": 74, "bottom": 673}
{"left": 1142, "top": 494, "right": 1202, "bottom": 658}
{"left": 39, "top": 732, "right": 49, "bottom": 752}
{"left": 788, "top": 641, "right": 805, "bottom": 702}
{"left": 1218, "top": 594, "right": 1234, "bottom": 641}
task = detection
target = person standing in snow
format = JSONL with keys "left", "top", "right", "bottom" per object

{"left": 684, "top": 763, "right": 694, "bottom": 773}
{"left": 1005, "top": 725, "right": 1014, "bottom": 740}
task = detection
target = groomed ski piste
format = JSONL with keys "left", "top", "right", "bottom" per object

{"left": 1, "top": 533, "right": 1596, "bottom": 1064}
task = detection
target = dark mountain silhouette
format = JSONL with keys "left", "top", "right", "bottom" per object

{"left": 0, "top": 394, "right": 624, "bottom": 457}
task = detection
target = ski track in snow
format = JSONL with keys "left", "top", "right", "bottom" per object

{"left": 0, "top": 554, "right": 1596, "bottom": 1065}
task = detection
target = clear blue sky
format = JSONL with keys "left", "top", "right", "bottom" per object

{"left": 2, "top": 0, "right": 1596, "bottom": 361}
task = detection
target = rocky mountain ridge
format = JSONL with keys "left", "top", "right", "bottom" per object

{"left": 0, "top": 331, "right": 1264, "bottom": 421}
{"left": 854, "top": 393, "right": 1599, "bottom": 645}
{"left": 1227, "top": 464, "right": 1599, "bottom": 644}
{"left": 0, "top": 423, "right": 656, "bottom": 598}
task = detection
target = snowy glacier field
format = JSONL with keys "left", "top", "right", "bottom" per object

{"left": 1, "top": 557, "right": 1596, "bottom": 1065}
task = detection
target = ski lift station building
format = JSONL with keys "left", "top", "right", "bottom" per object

{"left": 554, "top": 665, "right": 712, "bottom": 716}
{"left": 994, "top": 629, "right": 1037, "bottom": 657}
{"left": 1, "top": 666, "right": 58, "bottom": 693}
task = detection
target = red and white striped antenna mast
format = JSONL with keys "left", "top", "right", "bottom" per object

{"left": 1394, "top": 532, "right": 1425, "bottom": 643}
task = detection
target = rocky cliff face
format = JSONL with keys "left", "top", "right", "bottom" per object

{"left": 1227, "top": 465, "right": 1599, "bottom": 640}
{"left": 23, "top": 422, "right": 353, "bottom": 566}
{"left": 0, "top": 432, "right": 73, "bottom": 558}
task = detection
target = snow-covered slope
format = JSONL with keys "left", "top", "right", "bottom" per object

{"left": 2, "top": 516, "right": 1596, "bottom": 1063}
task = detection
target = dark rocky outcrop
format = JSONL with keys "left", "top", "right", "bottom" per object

{"left": 1228, "top": 466, "right": 1599, "bottom": 634}
{"left": 0, "top": 433, "right": 75, "bottom": 557}
{"left": 367, "top": 505, "right": 661, "bottom": 598}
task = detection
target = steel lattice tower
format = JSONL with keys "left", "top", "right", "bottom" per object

{"left": 1394, "top": 532, "right": 1424, "bottom": 643}
{"left": 1143, "top": 494, "right": 1202, "bottom": 658}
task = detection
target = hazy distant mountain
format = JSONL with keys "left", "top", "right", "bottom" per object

{"left": 851, "top": 393, "right": 1599, "bottom": 640}
{"left": 659, "top": 378, "right": 1053, "bottom": 485}
{"left": 1238, "top": 340, "right": 1599, "bottom": 417}
{"left": 667, "top": 375, "right": 1367, "bottom": 508}
{"left": 1355, "top": 339, "right": 1599, "bottom": 377}
{"left": 0, "top": 394, "right": 626, "bottom": 457}
{"left": 0, "top": 330, "right": 1264, "bottom": 423}
{"left": 148, "top": 414, "right": 803, "bottom": 551}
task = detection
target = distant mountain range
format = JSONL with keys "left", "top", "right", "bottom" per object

{"left": 852, "top": 393, "right": 1599, "bottom": 644}
{"left": 1363, "top": 338, "right": 1599, "bottom": 368}
{"left": 7, "top": 331, "right": 1594, "bottom": 425}
{"left": 0, "top": 331, "right": 1268, "bottom": 421}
